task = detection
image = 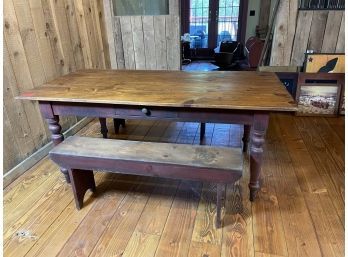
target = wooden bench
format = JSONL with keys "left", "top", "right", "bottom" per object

{"left": 49, "top": 136, "right": 243, "bottom": 227}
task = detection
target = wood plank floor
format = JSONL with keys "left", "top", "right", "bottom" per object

{"left": 4, "top": 114, "right": 344, "bottom": 257}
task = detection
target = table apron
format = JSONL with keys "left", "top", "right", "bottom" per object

{"left": 47, "top": 102, "right": 255, "bottom": 125}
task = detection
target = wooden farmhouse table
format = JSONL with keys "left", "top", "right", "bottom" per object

{"left": 18, "top": 69, "right": 297, "bottom": 201}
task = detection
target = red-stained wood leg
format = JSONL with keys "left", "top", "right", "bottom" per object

{"left": 39, "top": 102, "right": 71, "bottom": 183}
{"left": 47, "top": 116, "right": 70, "bottom": 183}
{"left": 200, "top": 122, "right": 206, "bottom": 141}
{"left": 99, "top": 118, "right": 108, "bottom": 138}
{"left": 242, "top": 124, "right": 251, "bottom": 152}
{"left": 113, "top": 118, "right": 126, "bottom": 134}
{"left": 68, "top": 169, "right": 96, "bottom": 210}
{"left": 249, "top": 112, "right": 269, "bottom": 201}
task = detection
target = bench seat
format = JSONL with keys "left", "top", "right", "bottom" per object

{"left": 49, "top": 136, "right": 243, "bottom": 227}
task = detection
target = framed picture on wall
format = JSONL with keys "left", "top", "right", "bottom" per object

{"left": 304, "top": 53, "right": 345, "bottom": 73}
{"left": 296, "top": 83, "right": 341, "bottom": 116}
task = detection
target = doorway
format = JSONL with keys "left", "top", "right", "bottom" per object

{"left": 181, "top": 0, "right": 246, "bottom": 59}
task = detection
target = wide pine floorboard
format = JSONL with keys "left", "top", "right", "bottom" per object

{"left": 4, "top": 114, "right": 344, "bottom": 257}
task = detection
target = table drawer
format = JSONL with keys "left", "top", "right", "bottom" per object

{"left": 115, "top": 107, "right": 178, "bottom": 119}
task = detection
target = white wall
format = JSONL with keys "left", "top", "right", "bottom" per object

{"left": 244, "top": 0, "right": 277, "bottom": 42}
{"left": 245, "top": 0, "right": 261, "bottom": 42}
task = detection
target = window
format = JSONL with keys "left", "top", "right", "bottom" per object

{"left": 113, "top": 0, "right": 169, "bottom": 16}
{"left": 299, "top": 0, "right": 344, "bottom": 10}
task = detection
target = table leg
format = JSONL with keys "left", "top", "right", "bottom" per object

{"left": 99, "top": 118, "right": 108, "bottom": 138}
{"left": 249, "top": 113, "right": 269, "bottom": 201}
{"left": 47, "top": 115, "right": 70, "bottom": 183}
{"left": 242, "top": 125, "right": 251, "bottom": 152}
{"left": 200, "top": 122, "right": 206, "bottom": 141}
{"left": 113, "top": 118, "right": 126, "bottom": 134}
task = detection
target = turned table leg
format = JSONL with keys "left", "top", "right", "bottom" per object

{"left": 242, "top": 125, "right": 251, "bottom": 152}
{"left": 113, "top": 118, "right": 126, "bottom": 134}
{"left": 99, "top": 118, "right": 108, "bottom": 138}
{"left": 47, "top": 115, "right": 70, "bottom": 183}
{"left": 249, "top": 113, "right": 269, "bottom": 201}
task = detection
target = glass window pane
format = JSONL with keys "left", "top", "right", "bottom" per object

{"left": 217, "top": 0, "right": 240, "bottom": 44}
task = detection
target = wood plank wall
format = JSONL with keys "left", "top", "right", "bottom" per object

{"left": 104, "top": 0, "right": 181, "bottom": 70}
{"left": 270, "top": 6, "right": 345, "bottom": 66}
{"left": 4, "top": 0, "right": 110, "bottom": 173}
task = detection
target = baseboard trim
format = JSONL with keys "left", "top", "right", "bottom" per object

{"left": 3, "top": 118, "right": 94, "bottom": 188}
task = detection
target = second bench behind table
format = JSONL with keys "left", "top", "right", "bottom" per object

{"left": 49, "top": 136, "right": 243, "bottom": 227}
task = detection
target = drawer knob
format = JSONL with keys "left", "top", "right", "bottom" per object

{"left": 141, "top": 107, "right": 150, "bottom": 116}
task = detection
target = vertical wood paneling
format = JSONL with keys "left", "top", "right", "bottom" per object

{"left": 113, "top": 14, "right": 180, "bottom": 71}
{"left": 4, "top": 0, "right": 48, "bottom": 149}
{"left": 131, "top": 16, "right": 146, "bottom": 69}
{"left": 120, "top": 16, "right": 136, "bottom": 69}
{"left": 114, "top": 16, "right": 125, "bottom": 69}
{"left": 290, "top": 11, "right": 313, "bottom": 66}
{"left": 74, "top": 0, "right": 93, "bottom": 68}
{"left": 82, "top": 0, "right": 101, "bottom": 68}
{"left": 154, "top": 15, "right": 168, "bottom": 70}
{"left": 143, "top": 16, "right": 157, "bottom": 70}
{"left": 96, "top": 0, "right": 112, "bottom": 68}
{"left": 102, "top": 0, "right": 117, "bottom": 68}
{"left": 270, "top": 0, "right": 297, "bottom": 66}
{"left": 41, "top": 0, "right": 69, "bottom": 74}
{"left": 165, "top": 15, "right": 180, "bottom": 70}
{"left": 321, "top": 11, "right": 343, "bottom": 53}
{"left": 28, "top": 0, "right": 58, "bottom": 81}
{"left": 49, "top": 0, "right": 77, "bottom": 72}
{"left": 64, "top": 0, "right": 85, "bottom": 70}
{"left": 90, "top": 0, "right": 107, "bottom": 68}
{"left": 3, "top": 109, "right": 22, "bottom": 172}
{"left": 270, "top": 1, "right": 287, "bottom": 65}
{"left": 335, "top": 15, "right": 345, "bottom": 53}
{"left": 12, "top": 0, "right": 47, "bottom": 86}
{"left": 271, "top": 9, "right": 344, "bottom": 66}
{"left": 307, "top": 11, "right": 328, "bottom": 52}
{"left": 4, "top": 44, "right": 36, "bottom": 158}
{"left": 4, "top": 0, "right": 108, "bottom": 174}
{"left": 106, "top": 0, "right": 180, "bottom": 71}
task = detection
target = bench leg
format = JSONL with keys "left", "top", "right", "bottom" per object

{"left": 216, "top": 184, "right": 224, "bottom": 228}
{"left": 99, "top": 118, "right": 108, "bottom": 138}
{"left": 113, "top": 118, "right": 126, "bottom": 134}
{"left": 242, "top": 125, "right": 251, "bottom": 152}
{"left": 200, "top": 122, "right": 206, "bottom": 141}
{"left": 69, "top": 169, "right": 96, "bottom": 210}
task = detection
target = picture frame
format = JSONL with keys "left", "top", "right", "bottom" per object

{"left": 275, "top": 72, "right": 298, "bottom": 99}
{"left": 339, "top": 88, "right": 345, "bottom": 115}
{"left": 298, "top": 73, "right": 345, "bottom": 116}
{"left": 296, "top": 83, "right": 341, "bottom": 116}
{"left": 304, "top": 53, "right": 345, "bottom": 73}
